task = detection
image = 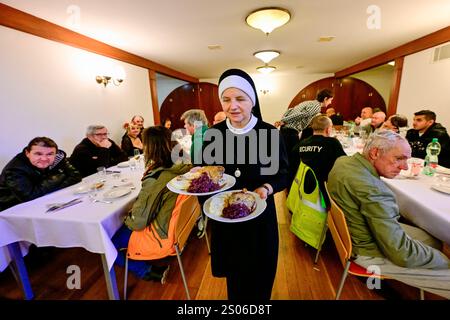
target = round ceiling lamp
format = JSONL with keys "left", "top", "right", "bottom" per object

{"left": 246, "top": 7, "right": 291, "bottom": 35}
{"left": 257, "top": 64, "right": 276, "bottom": 74}
{"left": 254, "top": 50, "right": 280, "bottom": 64}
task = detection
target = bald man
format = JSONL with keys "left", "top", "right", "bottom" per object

{"left": 355, "top": 107, "right": 373, "bottom": 127}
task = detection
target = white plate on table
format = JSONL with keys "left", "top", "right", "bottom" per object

{"left": 103, "top": 187, "right": 132, "bottom": 200}
{"left": 167, "top": 173, "right": 236, "bottom": 196}
{"left": 398, "top": 170, "right": 420, "bottom": 179}
{"left": 73, "top": 182, "right": 104, "bottom": 194}
{"left": 203, "top": 190, "right": 267, "bottom": 223}
{"left": 436, "top": 166, "right": 450, "bottom": 175}
{"left": 117, "top": 161, "right": 129, "bottom": 168}
{"left": 431, "top": 184, "right": 450, "bottom": 195}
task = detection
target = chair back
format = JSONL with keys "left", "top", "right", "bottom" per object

{"left": 324, "top": 182, "right": 352, "bottom": 268}
{"left": 174, "top": 195, "right": 201, "bottom": 251}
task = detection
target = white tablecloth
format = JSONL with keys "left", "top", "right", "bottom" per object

{"left": 382, "top": 173, "right": 450, "bottom": 245}
{"left": 0, "top": 166, "right": 143, "bottom": 272}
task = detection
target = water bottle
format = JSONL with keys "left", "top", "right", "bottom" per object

{"left": 423, "top": 138, "right": 441, "bottom": 176}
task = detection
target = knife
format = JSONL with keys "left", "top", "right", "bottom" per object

{"left": 46, "top": 198, "right": 82, "bottom": 212}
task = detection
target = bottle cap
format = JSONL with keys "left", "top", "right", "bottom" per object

{"left": 432, "top": 138, "right": 438, "bottom": 142}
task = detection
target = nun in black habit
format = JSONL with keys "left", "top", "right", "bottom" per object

{"left": 200, "top": 69, "right": 289, "bottom": 300}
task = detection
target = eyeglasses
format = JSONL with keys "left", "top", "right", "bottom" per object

{"left": 93, "top": 132, "right": 109, "bottom": 136}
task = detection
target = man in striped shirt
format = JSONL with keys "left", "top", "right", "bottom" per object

{"left": 281, "top": 89, "right": 334, "bottom": 134}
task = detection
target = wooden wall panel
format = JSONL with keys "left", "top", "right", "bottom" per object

{"left": 287, "top": 77, "right": 386, "bottom": 121}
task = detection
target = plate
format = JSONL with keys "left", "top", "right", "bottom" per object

{"left": 436, "top": 166, "right": 450, "bottom": 175}
{"left": 117, "top": 161, "right": 129, "bottom": 168}
{"left": 73, "top": 182, "right": 104, "bottom": 194}
{"left": 167, "top": 173, "right": 236, "bottom": 196}
{"left": 203, "top": 190, "right": 267, "bottom": 223}
{"left": 431, "top": 184, "right": 450, "bottom": 195}
{"left": 103, "top": 187, "right": 132, "bottom": 200}
{"left": 74, "top": 184, "right": 92, "bottom": 194}
{"left": 398, "top": 170, "right": 419, "bottom": 179}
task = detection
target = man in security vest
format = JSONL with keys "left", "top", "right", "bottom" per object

{"left": 290, "top": 114, "right": 346, "bottom": 206}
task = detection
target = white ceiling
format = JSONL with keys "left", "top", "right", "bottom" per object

{"left": 3, "top": 0, "right": 450, "bottom": 79}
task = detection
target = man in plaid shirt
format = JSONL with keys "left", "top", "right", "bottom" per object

{"left": 281, "top": 89, "right": 334, "bottom": 132}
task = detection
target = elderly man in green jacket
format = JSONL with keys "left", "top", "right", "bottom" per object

{"left": 328, "top": 130, "right": 450, "bottom": 299}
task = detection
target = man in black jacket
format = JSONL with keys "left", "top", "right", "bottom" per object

{"left": 70, "top": 125, "right": 128, "bottom": 177}
{"left": 0, "top": 137, "right": 82, "bottom": 211}
{"left": 406, "top": 110, "right": 450, "bottom": 168}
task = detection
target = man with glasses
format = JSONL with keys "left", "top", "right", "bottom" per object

{"left": 70, "top": 125, "right": 127, "bottom": 177}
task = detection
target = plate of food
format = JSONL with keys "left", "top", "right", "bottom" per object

{"left": 203, "top": 189, "right": 267, "bottom": 223}
{"left": 167, "top": 166, "right": 236, "bottom": 196}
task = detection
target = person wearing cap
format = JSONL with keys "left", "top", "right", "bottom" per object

{"left": 201, "top": 69, "right": 289, "bottom": 300}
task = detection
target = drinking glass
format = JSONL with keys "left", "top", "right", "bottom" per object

{"left": 128, "top": 156, "right": 137, "bottom": 171}
{"left": 97, "top": 166, "right": 106, "bottom": 182}
{"left": 133, "top": 149, "right": 140, "bottom": 158}
{"left": 410, "top": 159, "right": 422, "bottom": 177}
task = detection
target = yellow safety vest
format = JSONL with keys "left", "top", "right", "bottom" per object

{"left": 287, "top": 161, "right": 327, "bottom": 249}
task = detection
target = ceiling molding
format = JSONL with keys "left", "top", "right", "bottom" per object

{"left": 0, "top": 3, "right": 198, "bottom": 83}
{"left": 335, "top": 26, "right": 450, "bottom": 78}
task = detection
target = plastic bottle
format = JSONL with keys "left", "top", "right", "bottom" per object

{"left": 423, "top": 138, "right": 441, "bottom": 176}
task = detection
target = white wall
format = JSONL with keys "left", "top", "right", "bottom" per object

{"left": 0, "top": 26, "right": 153, "bottom": 169}
{"left": 156, "top": 73, "right": 188, "bottom": 109}
{"left": 397, "top": 45, "right": 450, "bottom": 129}
{"left": 352, "top": 64, "right": 394, "bottom": 111}
{"left": 201, "top": 71, "right": 332, "bottom": 126}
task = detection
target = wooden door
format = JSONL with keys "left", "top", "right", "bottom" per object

{"left": 159, "top": 82, "right": 221, "bottom": 130}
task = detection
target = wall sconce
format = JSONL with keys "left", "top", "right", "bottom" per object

{"left": 246, "top": 7, "right": 291, "bottom": 35}
{"left": 95, "top": 75, "right": 124, "bottom": 87}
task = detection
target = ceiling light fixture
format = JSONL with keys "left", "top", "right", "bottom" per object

{"left": 246, "top": 7, "right": 291, "bottom": 35}
{"left": 257, "top": 64, "right": 276, "bottom": 74}
{"left": 254, "top": 50, "right": 280, "bottom": 63}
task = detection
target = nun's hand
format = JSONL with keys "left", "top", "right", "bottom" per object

{"left": 254, "top": 187, "right": 268, "bottom": 200}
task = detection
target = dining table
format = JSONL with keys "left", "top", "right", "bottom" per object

{"left": 382, "top": 166, "right": 450, "bottom": 245}
{"left": 0, "top": 162, "right": 144, "bottom": 300}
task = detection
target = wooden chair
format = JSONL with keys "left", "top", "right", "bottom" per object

{"left": 123, "top": 195, "right": 210, "bottom": 300}
{"left": 324, "top": 182, "right": 424, "bottom": 300}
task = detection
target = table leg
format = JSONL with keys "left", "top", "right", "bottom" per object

{"left": 101, "top": 254, "right": 119, "bottom": 300}
{"left": 7, "top": 242, "right": 34, "bottom": 300}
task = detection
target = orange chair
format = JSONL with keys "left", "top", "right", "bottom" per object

{"left": 123, "top": 195, "right": 210, "bottom": 300}
{"left": 324, "top": 182, "right": 424, "bottom": 300}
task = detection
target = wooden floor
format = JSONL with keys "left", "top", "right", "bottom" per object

{"left": 0, "top": 191, "right": 432, "bottom": 300}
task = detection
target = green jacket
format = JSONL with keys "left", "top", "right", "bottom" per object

{"left": 124, "top": 163, "right": 191, "bottom": 238}
{"left": 328, "top": 153, "right": 449, "bottom": 269}
{"left": 191, "top": 124, "right": 208, "bottom": 165}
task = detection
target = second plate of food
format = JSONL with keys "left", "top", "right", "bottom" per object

{"left": 167, "top": 166, "right": 236, "bottom": 196}
{"left": 203, "top": 189, "right": 267, "bottom": 223}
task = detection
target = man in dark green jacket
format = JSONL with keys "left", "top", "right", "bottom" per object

{"left": 328, "top": 130, "right": 450, "bottom": 299}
